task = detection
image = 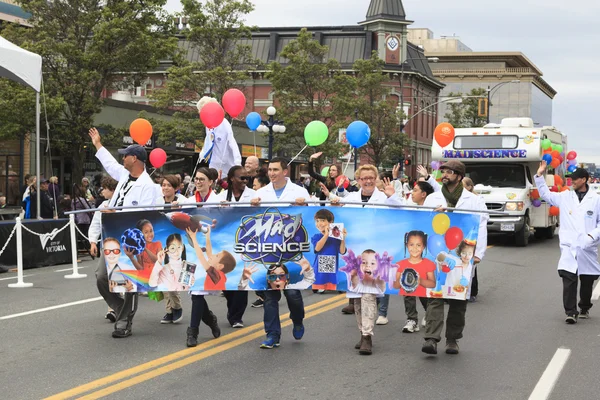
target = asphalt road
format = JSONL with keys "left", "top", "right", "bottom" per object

{"left": 0, "top": 234, "right": 597, "bottom": 400}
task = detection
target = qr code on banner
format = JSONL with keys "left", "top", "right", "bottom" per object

{"left": 318, "top": 256, "right": 337, "bottom": 273}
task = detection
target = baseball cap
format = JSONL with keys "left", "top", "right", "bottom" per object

{"left": 439, "top": 160, "right": 466, "bottom": 177}
{"left": 570, "top": 168, "right": 589, "bottom": 181}
{"left": 118, "top": 144, "right": 147, "bottom": 162}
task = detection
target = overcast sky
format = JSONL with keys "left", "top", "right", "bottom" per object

{"left": 166, "top": 0, "right": 600, "bottom": 165}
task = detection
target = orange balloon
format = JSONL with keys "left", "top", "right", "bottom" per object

{"left": 434, "top": 123, "right": 455, "bottom": 147}
{"left": 549, "top": 206, "right": 560, "bottom": 216}
{"left": 560, "top": 186, "right": 570, "bottom": 192}
{"left": 129, "top": 118, "right": 153, "bottom": 145}
{"left": 550, "top": 158, "right": 560, "bottom": 168}
{"left": 551, "top": 150, "right": 560, "bottom": 159}
{"left": 543, "top": 149, "right": 552, "bottom": 154}
{"left": 554, "top": 175, "right": 564, "bottom": 186}
{"left": 530, "top": 189, "right": 540, "bottom": 199}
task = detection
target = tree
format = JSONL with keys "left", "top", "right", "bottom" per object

{"left": 151, "top": 0, "right": 258, "bottom": 146}
{"left": 267, "top": 28, "right": 353, "bottom": 159}
{"left": 444, "top": 88, "right": 488, "bottom": 128}
{"left": 2, "top": 0, "right": 178, "bottom": 182}
{"left": 339, "top": 55, "right": 410, "bottom": 168}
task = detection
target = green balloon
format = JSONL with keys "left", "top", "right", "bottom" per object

{"left": 541, "top": 139, "right": 552, "bottom": 150}
{"left": 556, "top": 144, "right": 563, "bottom": 153}
{"left": 321, "top": 166, "right": 330, "bottom": 177}
{"left": 304, "top": 121, "right": 329, "bottom": 146}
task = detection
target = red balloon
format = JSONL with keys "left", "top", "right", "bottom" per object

{"left": 335, "top": 175, "right": 349, "bottom": 189}
{"left": 566, "top": 151, "right": 577, "bottom": 160}
{"left": 434, "top": 123, "right": 455, "bottom": 147}
{"left": 222, "top": 89, "right": 246, "bottom": 118}
{"left": 550, "top": 185, "right": 558, "bottom": 192}
{"left": 149, "top": 148, "right": 167, "bottom": 168}
{"left": 549, "top": 206, "right": 560, "bottom": 216}
{"left": 530, "top": 189, "right": 540, "bottom": 200}
{"left": 444, "top": 227, "right": 464, "bottom": 250}
{"left": 129, "top": 118, "right": 152, "bottom": 145}
{"left": 200, "top": 102, "right": 225, "bottom": 129}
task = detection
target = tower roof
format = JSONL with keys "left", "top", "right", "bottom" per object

{"left": 364, "top": 0, "right": 406, "bottom": 22}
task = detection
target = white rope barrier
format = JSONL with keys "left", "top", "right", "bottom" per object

{"left": 8, "top": 218, "right": 33, "bottom": 288}
{"left": 65, "top": 214, "right": 87, "bottom": 279}
{"left": 0, "top": 223, "right": 17, "bottom": 258}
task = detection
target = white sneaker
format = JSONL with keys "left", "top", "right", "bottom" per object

{"left": 376, "top": 316, "right": 389, "bottom": 325}
{"left": 402, "top": 319, "right": 419, "bottom": 333}
{"left": 232, "top": 322, "right": 244, "bottom": 328}
{"left": 421, "top": 317, "right": 426, "bottom": 327}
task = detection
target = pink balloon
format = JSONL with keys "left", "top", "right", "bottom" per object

{"left": 566, "top": 151, "right": 577, "bottom": 160}
{"left": 222, "top": 89, "right": 246, "bottom": 118}
{"left": 200, "top": 102, "right": 225, "bottom": 129}
{"left": 149, "top": 148, "right": 167, "bottom": 168}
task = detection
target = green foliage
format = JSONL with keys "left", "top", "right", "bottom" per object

{"left": 266, "top": 28, "right": 353, "bottom": 158}
{"left": 151, "top": 0, "right": 258, "bottom": 145}
{"left": 1, "top": 0, "right": 177, "bottom": 180}
{"left": 444, "top": 88, "right": 488, "bottom": 128}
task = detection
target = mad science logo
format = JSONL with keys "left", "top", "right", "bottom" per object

{"left": 234, "top": 208, "right": 309, "bottom": 265}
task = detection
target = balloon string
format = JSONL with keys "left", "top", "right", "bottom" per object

{"left": 337, "top": 147, "right": 355, "bottom": 190}
{"left": 149, "top": 168, "right": 157, "bottom": 177}
{"left": 288, "top": 144, "right": 308, "bottom": 165}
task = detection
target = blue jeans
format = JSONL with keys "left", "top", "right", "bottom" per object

{"left": 263, "top": 289, "right": 305, "bottom": 340}
{"left": 377, "top": 294, "right": 389, "bottom": 317}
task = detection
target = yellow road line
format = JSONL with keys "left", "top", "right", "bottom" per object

{"left": 44, "top": 294, "right": 346, "bottom": 400}
{"left": 78, "top": 298, "right": 349, "bottom": 400}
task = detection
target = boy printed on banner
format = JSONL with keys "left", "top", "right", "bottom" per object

{"left": 238, "top": 258, "right": 316, "bottom": 290}
{"left": 393, "top": 231, "right": 436, "bottom": 297}
{"left": 311, "top": 209, "right": 347, "bottom": 292}
{"left": 104, "top": 237, "right": 135, "bottom": 293}
{"left": 149, "top": 233, "right": 194, "bottom": 291}
{"left": 341, "top": 249, "right": 392, "bottom": 296}
{"left": 186, "top": 225, "right": 237, "bottom": 291}
{"left": 126, "top": 219, "right": 163, "bottom": 272}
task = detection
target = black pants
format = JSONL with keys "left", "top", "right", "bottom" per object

{"left": 223, "top": 291, "right": 248, "bottom": 325}
{"left": 471, "top": 268, "right": 479, "bottom": 297}
{"left": 189, "top": 295, "right": 218, "bottom": 329}
{"left": 558, "top": 270, "right": 599, "bottom": 316}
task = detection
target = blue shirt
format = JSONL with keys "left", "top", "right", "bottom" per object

{"left": 311, "top": 233, "right": 343, "bottom": 287}
{"left": 274, "top": 185, "right": 286, "bottom": 199}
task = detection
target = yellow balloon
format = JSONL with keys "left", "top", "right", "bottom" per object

{"left": 432, "top": 214, "right": 451, "bottom": 235}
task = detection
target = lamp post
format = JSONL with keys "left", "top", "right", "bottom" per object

{"left": 486, "top": 80, "right": 520, "bottom": 124}
{"left": 257, "top": 106, "right": 285, "bottom": 161}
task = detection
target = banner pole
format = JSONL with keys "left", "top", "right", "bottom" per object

{"left": 8, "top": 217, "right": 33, "bottom": 288}
{"left": 65, "top": 214, "right": 87, "bottom": 279}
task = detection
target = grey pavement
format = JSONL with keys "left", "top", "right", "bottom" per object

{"left": 0, "top": 235, "right": 597, "bottom": 400}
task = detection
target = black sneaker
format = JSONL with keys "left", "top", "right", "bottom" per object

{"left": 251, "top": 298, "right": 264, "bottom": 308}
{"left": 105, "top": 311, "right": 116, "bottom": 323}
{"left": 172, "top": 308, "right": 183, "bottom": 324}
{"left": 112, "top": 328, "right": 132, "bottom": 338}
{"left": 208, "top": 312, "right": 221, "bottom": 338}
{"left": 161, "top": 313, "right": 174, "bottom": 324}
{"left": 579, "top": 310, "right": 590, "bottom": 319}
{"left": 422, "top": 339, "right": 437, "bottom": 355}
{"left": 445, "top": 339, "right": 460, "bottom": 355}
{"left": 565, "top": 315, "right": 578, "bottom": 324}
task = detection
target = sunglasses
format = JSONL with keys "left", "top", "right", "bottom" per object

{"left": 239, "top": 176, "right": 251, "bottom": 181}
{"left": 267, "top": 274, "right": 289, "bottom": 282}
{"left": 104, "top": 249, "right": 121, "bottom": 255}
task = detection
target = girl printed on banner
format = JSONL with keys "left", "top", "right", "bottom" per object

{"left": 150, "top": 233, "right": 193, "bottom": 291}
{"left": 126, "top": 219, "right": 163, "bottom": 272}
{"left": 394, "top": 231, "right": 437, "bottom": 297}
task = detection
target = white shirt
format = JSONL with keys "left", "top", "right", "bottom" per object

{"left": 255, "top": 178, "right": 311, "bottom": 205}
{"left": 199, "top": 119, "right": 242, "bottom": 175}
{"left": 214, "top": 186, "right": 256, "bottom": 205}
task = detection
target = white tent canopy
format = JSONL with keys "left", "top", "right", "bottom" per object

{"left": 0, "top": 35, "right": 43, "bottom": 217}
{"left": 0, "top": 35, "right": 41, "bottom": 92}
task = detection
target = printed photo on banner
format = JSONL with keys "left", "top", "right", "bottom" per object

{"left": 101, "top": 206, "right": 481, "bottom": 300}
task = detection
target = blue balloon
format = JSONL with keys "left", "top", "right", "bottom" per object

{"left": 245, "top": 112, "right": 262, "bottom": 131}
{"left": 427, "top": 234, "right": 446, "bottom": 257}
{"left": 542, "top": 154, "right": 553, "bottom": 165}
{"left": 568, "top": 165, "right": 577, "bottom": 173}
{"left": 346, "top": 121, "right": 370, "bottom": 148}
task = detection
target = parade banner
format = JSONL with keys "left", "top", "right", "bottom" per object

{"left": 101, "top": 206, "right": 480, "bottom": 300}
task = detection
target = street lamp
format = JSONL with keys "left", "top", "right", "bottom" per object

{"left": 486, "top": 80, "right": 520, "bottom": 124}
{"left": 258, "top": 106, "right": 285, "bottom": 160}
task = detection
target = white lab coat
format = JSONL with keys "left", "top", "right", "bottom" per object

{"left": 340, "top": 187, "right": 404, "bottom": 298}
{"left": 214, "top": 186, "right": 256, "bottom": 205}
{"left": 199, "top": 119, "right": 242, "bottom": 176}
{"left": 88, "top": 200, "right": 109, "bottom": 243}
{"left": 535, "top": 175, "right": 600, "bottom": 275}
{"left": 255, "top": 178, "right": 311, "bottom": 205}
{"left": 427, "top": 176, "right": 488, "bottom": 260}
{"left": 95, "top": 147, "right": 162, "bottom": 210}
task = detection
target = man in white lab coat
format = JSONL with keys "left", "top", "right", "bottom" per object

{"left": 421, "top": 160, "right": 488, "bottom": 355}
{"left": 251, "top": 157, "right": 310, "bottom": 349}
{"left": 535, "top": 162, "right": 600, "bottom": 324}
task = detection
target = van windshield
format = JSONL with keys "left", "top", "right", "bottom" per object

{"left": 465, "top": 164, "right": 526, "bottom": 188}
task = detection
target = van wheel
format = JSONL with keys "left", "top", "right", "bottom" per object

{"left": 535, "top": 224, "right": 555, "bottom": 240}
{"left": 515, "top": 215, "right": 530, "bottom": 247}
